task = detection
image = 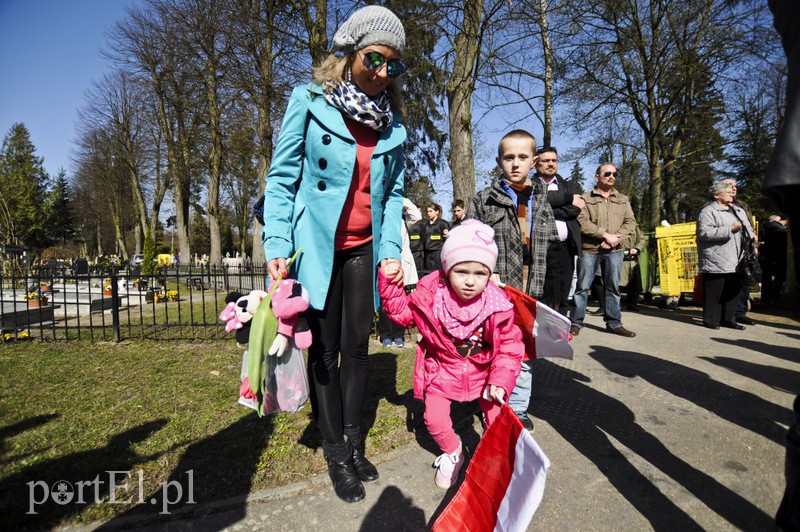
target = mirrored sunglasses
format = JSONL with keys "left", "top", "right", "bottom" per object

{"left": 362, "top": 51, "right": 405, "bottom": 78}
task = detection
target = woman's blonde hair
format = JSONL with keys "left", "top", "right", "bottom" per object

{"left": 312, "top": 53, "right": 405, "bottom": 119}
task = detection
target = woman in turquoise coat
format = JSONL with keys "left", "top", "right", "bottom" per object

{"left": 262, "top": 6, "right": 406, "bottom": 503}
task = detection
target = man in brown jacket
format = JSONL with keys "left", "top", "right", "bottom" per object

{"left": 571, "top": 163, "right": 637, "bottom": 337}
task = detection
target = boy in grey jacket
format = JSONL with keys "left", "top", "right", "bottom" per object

{"left": 468, "top": 129, "right": 558, "bottom": 430}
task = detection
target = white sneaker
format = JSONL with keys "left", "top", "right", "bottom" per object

{"left": 434, "top": 446, "right": 464, "bottom": 489}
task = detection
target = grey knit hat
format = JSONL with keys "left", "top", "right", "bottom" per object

{"left": 331, "top": 6, "right": 405, "bottom": 54}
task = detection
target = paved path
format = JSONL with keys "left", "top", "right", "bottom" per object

{"left": 75, "top": 304, "right": 799, "bottom": 531}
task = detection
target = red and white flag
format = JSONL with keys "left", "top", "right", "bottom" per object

{"left": 433, "top": 404, "right": 550, "bottom": 531}
{"left": 502, "top": 284, "right": 573, "bottom": 360}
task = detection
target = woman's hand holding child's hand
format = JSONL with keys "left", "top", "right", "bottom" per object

{"left": 380, "top": 259, "right": 404, "bottom": 285}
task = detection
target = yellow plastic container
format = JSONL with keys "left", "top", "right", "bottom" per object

{"left": 655, "top": 222, "right": 699, "bottom": 298}
{"left": 655, "top": 215, "right": 759, "bottom": 300}
{"left": 156, "top": 254, "right": 173, "bottom": 267}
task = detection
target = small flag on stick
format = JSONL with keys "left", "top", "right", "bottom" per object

{"left": 502, "top": 284, "right": 573, "bottom": 360}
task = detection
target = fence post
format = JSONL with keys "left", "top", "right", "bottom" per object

{"left": 110, "top": 266, "right": 121, "bottom": 343}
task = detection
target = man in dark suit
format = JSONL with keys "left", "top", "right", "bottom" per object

{"left": 535, "top": 146, "right": 584, "bottom": 313}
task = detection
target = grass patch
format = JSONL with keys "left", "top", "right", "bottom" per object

{"left": 0, "top": 338, "right": 416, "bottom": 529}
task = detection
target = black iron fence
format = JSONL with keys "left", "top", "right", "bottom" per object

{"left": 0, "top": 264, "right": 269, "bottom": 342}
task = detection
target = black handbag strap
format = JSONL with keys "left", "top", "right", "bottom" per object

{"left": 727, "top": 205, "right": 754, "bottom": 252}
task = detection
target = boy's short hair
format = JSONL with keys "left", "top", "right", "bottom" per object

{"left": 452, "top": 199, "right": 465, "bottom": 209}
{"left": 497, "top": 129, "right": 537, "bottom": 158}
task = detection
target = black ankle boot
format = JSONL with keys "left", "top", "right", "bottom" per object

{"left": 344, "top": 426, "right": 379, "bottom": 482}
{"left": 351, "top": 445, "right": 379, "bottom": 482}
{"left": 326, "top": 456, "right": 365, "bottom": 503}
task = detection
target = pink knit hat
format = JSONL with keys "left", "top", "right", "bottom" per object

{"left": 440, "top": 219, "right": 498, "bottom": 274}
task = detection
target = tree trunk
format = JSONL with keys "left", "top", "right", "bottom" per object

{"left": 252, "top": 43, "right": 275, "bottom": 264}
{"left": 447, "top": 0, "right": 483, "bottom": 204}
{"left": 174, "top": 178, "right": 192, "bottom": 263}
{"left": 538, "top": 0, "right": 553, "bottom": 149}
{"left": 149, "top": 126, "right": 168, "bottom": 240}
{"left": 206, "top": 64, "right": 223, "bottom": 267}
{"left": 96, "top": 224, "right": 103, "bottom": 256}
{"left": 122, "top": 134, "right": 149, "bottom": 245}
{"left": 253, "top": 142, "right": 272, "bottom": 264}
{"left": 307, "top": 0, "right": 327, "bottom": 66}
{"left": 111, "top": 198, "right": 127, "bottom": 258}
{"left": 134, "top": 223, "right": 142, "bottom": 255}
{"left": 648, "top": 154, "right": 663, "bottom": 231}
{"left": 248, "top": 2, "right": 278, "bottom": 266}
{"left": 252, "top": 109, "right": 273, "bottom": 265}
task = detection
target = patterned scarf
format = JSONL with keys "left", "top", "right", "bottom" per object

{"left": 508, "top": 181, "right": 533, "bottom": 256}
{"left": 433, "top": 281, "right": 512, "bottom": 341}
{"left": 323, "top": 80, "right": 393, "bottom": 132}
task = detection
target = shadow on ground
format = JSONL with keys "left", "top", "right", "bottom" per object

{"left": 0, "top": 419, "right": 168, "bottom": 530}
{"left": 715, "top": 336, "right": 800, "bottom": 365}
{"left": 0, "top": 414, "right": 59, "bottom": 467}
{"left": 359, "top": 485, "right": 427, "bottom": 531}
{"left": 590, "top": 346, "right": 792, "bottom": 445}
{"left": 700, "top": 355, "right": 800, "bottom": 394}
{"left": 96, "top": 415, "right": 273, "bottom": 531}
{"left": 531, "top": 357, "right": 774, "bottom": 531}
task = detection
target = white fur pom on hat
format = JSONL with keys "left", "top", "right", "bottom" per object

{"left": 440, "top": 219, "right": 498, "bottom": 274}
{"left": 331, "top": 5, "right": 406, "bottom": 54}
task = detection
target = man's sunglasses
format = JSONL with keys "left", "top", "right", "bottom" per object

{"left": 602, "top": 171, "right": 619, "bottom": 177}
{"left": 361, "top": 51, "right": 405, "bottom": 78}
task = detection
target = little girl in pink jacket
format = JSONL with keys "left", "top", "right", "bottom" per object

{"left": 378, "top": 219, "right": 523, "bottom": 489}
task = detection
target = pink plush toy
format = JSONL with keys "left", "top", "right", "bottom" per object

{"left": 219, "top": 301, "right": 240, "bottom": 332}
{"left": 219, "top": 290, "right": 268, "bottom": 345}
{"left": 268, "top": 279, "right": 312, "bottom": 352}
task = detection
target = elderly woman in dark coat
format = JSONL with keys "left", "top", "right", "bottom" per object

{"left": 696, "top": 180, "right": 755, "bottom": 330}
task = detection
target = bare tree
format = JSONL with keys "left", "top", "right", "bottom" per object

{"left": 562, "top": 0, "right": 758, "bottom": 230}
{"left": 289, "top": 0, "right": 328, "bottom": 65}
{"left": 142, "top": 97, "right": 172, "bottom": 241}
{"left": 226, "top": 0, "right": 306, "bottom": 265}
{"left": 78, "top": 70, "right": 152, "bottom": 251}
{"left": 72, "top": 127, "right": 135, "bottom": 257}
{"left": 477, "top": 0, "right": 565, "bottom": 149}
{"left": 446, "top": 0, "right": 484, "bottom": 204}
{"left": 170, "top": 0, "right": 238, "bottom": 267}
{"left": 222, "top": 105, "right": 261, "bottom": 256}
{"left": 107, "top": 0, "right": 205, "bottom": 262}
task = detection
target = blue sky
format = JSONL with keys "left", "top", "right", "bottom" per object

{"left": 0, "top": 0, "right": 142, "bottom": 178}
{"left": 0, "top": 0, "right": 590, "bottom": 205}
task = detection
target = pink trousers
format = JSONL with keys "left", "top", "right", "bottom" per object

{"left": 424, "top": 394, "right": 502, "bottom": 454}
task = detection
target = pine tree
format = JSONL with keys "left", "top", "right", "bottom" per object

{"left": 141, "top": 234, "right": 157, "bottom": 276}
{"left": 0, "top": 123, "right": 50, "bottom": 250}
{"left": 569, "top": 160, "right": 585, "bottom": 191}
{"left": 47, "top": 169, "right": 77, "bottom": 245}
{"left": 726, "top": 91, "right": 779, "bottom": 221}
